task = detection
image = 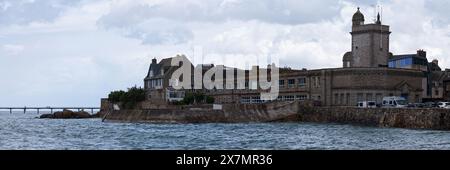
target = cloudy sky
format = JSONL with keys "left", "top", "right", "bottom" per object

{"left": 1, "top": 0, "right": 449, "bottom": 106}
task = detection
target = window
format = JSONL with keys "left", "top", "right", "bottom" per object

{"left": 313, "top": 77, "right": 320, "bottom": 88}
{"left": 277, "top": 96, "right": 283, "bottom": 101}
{"left": 296, "top": 95, "right": 307, "bottom": 101}
{"left": 252, "top": 96, "right": 261, "bottom": 104}
{"left": 285, "top": 96, "right": 295, "bottom": 101}
{"left": 241, "top": 97, "right": 251, "bottom": 104}
{"left": 388, "top": 61, "right": 395, "bottom": 68}
{"left": 346, "top": 93, "right": 350, "bottom": 105}
{"left": 316, "top": 77, "right": 320, "bottom": 88}
{"left": 376, "top": 93, "right": 383, "bottom": 104}
{"left": 298, "top": 78, "right": 306, "bottom": 88}
{"left": 398, "top": 58, "right": 413, "bottom": 67}
{"left": 357, "top": 93, "right": 364, "bottom": 102}
{"left": 366, "top": 93, "right": 373, "bottom": 101}
{"left": 288, "top": 79, "right": 295, "bottom": 88}
{"left": 279, "top": 80, "right": 285, "bottom": 88}
{"left": 334, "top": 94, "right": 339, "bottom": 105}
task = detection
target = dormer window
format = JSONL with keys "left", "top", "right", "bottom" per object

{"left": 149, "top": 70, "right": 154, "bottom": 77}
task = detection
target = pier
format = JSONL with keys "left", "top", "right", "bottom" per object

{"left": 0, "top": 107, "right": 100, "bottom": 114}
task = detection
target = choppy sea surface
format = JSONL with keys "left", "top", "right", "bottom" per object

{"left": 1, "top": 111, "right": 450, "bottom": 150}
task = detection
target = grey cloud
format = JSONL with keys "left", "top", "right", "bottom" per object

{"left": 97, "top": 0, "right": 347, "bottom": 45}
{"left": 424, "top": 0, "right": 450, "bottom": 27}
{"left": 124, "top": 19, "right": 194, "bottom": 45}
{"left": 0, "top": 0, "right": 81, "bottom": 26}
{"left": 100, "top": 0, "right": 343, "bottom": 26}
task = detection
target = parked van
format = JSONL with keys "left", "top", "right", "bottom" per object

{"left": 437, "top": 102, "right": 450, "bottom": 109}
{"left": 357, "top": 101, "right": 377, "bottom": 108}
{"left": 382, "top": 96, "right": 408, "bottom": 108}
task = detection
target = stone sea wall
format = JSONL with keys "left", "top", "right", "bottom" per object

{"left": 103, "top": 101, "right": 450, "bottom": 130}
{"left": 299, "top": 106, "right": 450, "bottom": 130}
{"left": 104, "top": 101, "right": 300, "bottom": 123}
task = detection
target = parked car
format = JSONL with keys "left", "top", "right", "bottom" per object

{"left": 437, "top": 102, "right": 450, "bottom": 109}
{"left": 407, "top": 103, "right": 425, "bottom": 108}
{"left": 357, "top": 101, "right": 377, "bottom": 108}
{"left": 382, "top": 96, "right": 408, "bottom": 108}
{"left": 423, "top": 102, "right": 438, "bottom": 108}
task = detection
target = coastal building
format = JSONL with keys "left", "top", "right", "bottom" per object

{"left": 143, "top": 8, "right": 447, "bottom": 106}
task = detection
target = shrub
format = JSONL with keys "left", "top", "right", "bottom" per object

{"left": 107, "top": 86, "right": 146, "bottom": 109}
{"left": 206, "top": 96, "right": 215, "bottom": 104}
{"left": 181, "top": 92, "right": 215, "bottom": 105}
{"left": 182, "top": 92, "right": 195, "bottom": 105}
{"left": 108, "top": 90, "right": 126, "bottom": 103}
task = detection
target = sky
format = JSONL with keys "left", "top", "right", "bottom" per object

{"left": 0, "top": 0, "right": 450, "bottom": 106}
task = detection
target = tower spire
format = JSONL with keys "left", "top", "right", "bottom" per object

{"left": 376, "top": 12, "right": 381, "bottom": 24}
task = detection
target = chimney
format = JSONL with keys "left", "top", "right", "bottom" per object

{"left": 432, "top": 59, "right": 439, "bottom": 66}
{"left": 417, "top": 50, "right": 427, "bottom": 58}
{"left": 152, "top": 58, "right": 157, "bottom": 64}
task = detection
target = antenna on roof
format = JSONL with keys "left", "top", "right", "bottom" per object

{"left": 371, "top": 4, "right": 377, "bottom": 23}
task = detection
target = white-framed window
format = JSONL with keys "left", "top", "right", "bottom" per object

{"left": 288, "top": 79, "right": 295, "bottom": 88}
{"left": 296, "top": 95, "right": 307, "bottom": 101}
{"left": 279, "top": 80, "right": 285, "bottom": 88}
{"left": 285, "top": 96, "right": 295, "bottom": 101}
{"left": 298, "top": 78, "right": 306, "bottom": 88}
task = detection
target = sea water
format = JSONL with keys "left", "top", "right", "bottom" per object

{"left": 1, "top": 111, "right": 450, "bottom": 150}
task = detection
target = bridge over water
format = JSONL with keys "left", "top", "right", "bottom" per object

{"left": 0, "top": 107, "right": 101, "bottom": 114}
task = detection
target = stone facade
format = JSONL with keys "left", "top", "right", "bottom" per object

{"left": 141, "top": 8, "right": 447, "bottom": 107}
{"left": 345, "top": 8, "right": 391, "bottom": 68}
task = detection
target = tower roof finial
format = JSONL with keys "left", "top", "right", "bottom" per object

{"left": 376, "top": 12, "right": 381, "bottom": 24}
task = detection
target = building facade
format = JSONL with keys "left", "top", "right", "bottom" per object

{"left": 143, "top": 8, "right": 447, "bottom": 106}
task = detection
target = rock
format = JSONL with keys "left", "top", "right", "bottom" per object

{"left": 74, "top": 111, "right": 91, "bottom": 118}
{"left": 39, "top": 109, "right": 93, "bottom": 119}
{"left": 39, "top": 114, "right": 54, "bottom": 119}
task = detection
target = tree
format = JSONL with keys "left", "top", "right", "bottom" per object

{"left": 107, "top": 86, "right": 146, "bottom": 109}
{"left": 108, "top": 90, "right": 126, "bottom": 103}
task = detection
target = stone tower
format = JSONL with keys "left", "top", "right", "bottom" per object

{"left": 343, "top": 8, "right": 391, "bottom": 68}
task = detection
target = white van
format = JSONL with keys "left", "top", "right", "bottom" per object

{"left": 437, "top": 102, "right": 450, "bottom": 109}
{"left": 382, "top": 96, "right": 408, "bottom": 108}
{"left": 357, "top": 101, "right": 377, "bottom": 108}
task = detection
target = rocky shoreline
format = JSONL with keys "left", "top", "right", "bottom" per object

{"left": 39, "top": 109, "right": 103, "bottom": 119}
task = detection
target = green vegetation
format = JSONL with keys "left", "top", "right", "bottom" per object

{"left": 108, "top": 86, "right": 146, "bottom": 109}
{"left": 206, "top": 96, "right": 215, "bottom": 104}
{"left": 108, "top": 90, "right": 126, "bottom": 103}
{"left": 178, "top": 92, "right": 215, "bottom": 105}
